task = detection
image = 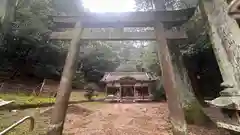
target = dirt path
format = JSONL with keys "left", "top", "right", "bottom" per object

{"left": 63, "top": 103, "right": 229, "bottom": 135}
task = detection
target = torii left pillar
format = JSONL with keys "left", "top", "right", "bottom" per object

{"left": 47, "top": 22, "right": 83, "bottom": 135}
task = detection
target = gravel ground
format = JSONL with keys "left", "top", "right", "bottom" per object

{"left": 63, "top": 103, "right": 230, "bottom": 135}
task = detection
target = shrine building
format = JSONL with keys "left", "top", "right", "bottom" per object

{"left": 101, "top": 71, "right": 157, "bottom": 102}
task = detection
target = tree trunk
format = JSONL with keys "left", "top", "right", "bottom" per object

{"left": 0, "top": 0, "right": 17, "bottom": 33}
{"left": 47, "top": 23, "right": 83, "bottom": 135}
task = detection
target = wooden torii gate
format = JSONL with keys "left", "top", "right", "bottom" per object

{"left": 48, "top": 1, "right": 196, "bottom": 135}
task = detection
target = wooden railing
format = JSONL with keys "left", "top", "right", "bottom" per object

{"left": 0, "top": 116, "right": 34, "bottom": 135}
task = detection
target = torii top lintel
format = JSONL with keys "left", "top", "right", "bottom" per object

{"left": 51, "top": 8, "right": 196, "bottom": 28}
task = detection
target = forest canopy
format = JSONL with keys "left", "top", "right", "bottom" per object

{"left": 0, "top": 0, "right": 162, "bottom": 86}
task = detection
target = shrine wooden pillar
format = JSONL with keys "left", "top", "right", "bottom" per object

{"left": 133, "top": 85, "right": 136, "bottom": 102}
{"left": 47, "top": 22, "right": 83, "bottom": 135}
{"left": 148, "top": 84, "right": 151, "bottom": 97}
{"left": 105, "top": 85, "right": 108, "bottom": 98}
{"left": 119, "top": 85, "right": 122, "bottom": 102}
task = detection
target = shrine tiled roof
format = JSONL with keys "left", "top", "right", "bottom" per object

{"left": 101, "top": 72, "right": 157, "bottom": 82}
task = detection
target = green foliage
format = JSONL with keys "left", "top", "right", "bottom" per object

{"left": 184, "top": 101, "right": 210, "bottom": 125}
{"left": 135, "top": 0, "right": 155, "bottom": 11}
{"left": 0, "top": 0, "right": 62, "bottom": 79}
{"left": 140, "top": 42, "right": 161, "bottom": 75}
{"left": 13, "top": 0, "right": 53, "bottom": 39}
{"left": 181, "top": 9, "right": 223, "bottom": 100}
{"left": 110, "top": 40, "right": 161, "bottom": 75}
{"left": 80, "top": 41, "right": 120, "bottom": 82}
{"left": 0, "top": 108, "right": 50, "bottom": 135}
{"left": 152, "top": 81, "right": 166, "bottom": 101}
{"left": 0, "top": 93, "right": 55, "bottom": 105}
{"left": 72, "top": 72, "right": 85, "bottom": 88}
{"left": 115, "top": 63, "right": 138, "bottom": 72}
{"left": 182, "top": 9, "right": 211, "bottom": 56}
{"left": 52, "top": 0, "right": 82, "bottom": 15}
{"left": 0, "top": 0, "right": 120, "bottom": 84}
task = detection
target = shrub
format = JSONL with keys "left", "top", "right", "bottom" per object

{"left": 152, "top": 84, "right": 166, "bottom": 101}
{"left": 83, "top": 90, "right": 98, "bottom": 101}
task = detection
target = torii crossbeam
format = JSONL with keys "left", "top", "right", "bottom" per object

{"left": 50, "top": 28, "right": 187, "bottom": 40}
{"left": 50, "top": 9, "right": 195, "bottom": 28}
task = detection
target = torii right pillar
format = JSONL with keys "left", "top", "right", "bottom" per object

{"left": 153, "top": 1, "right": 187, "bottom": 135}
{"left": 155, "top": 23, "right": 187, "bottom": 135}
